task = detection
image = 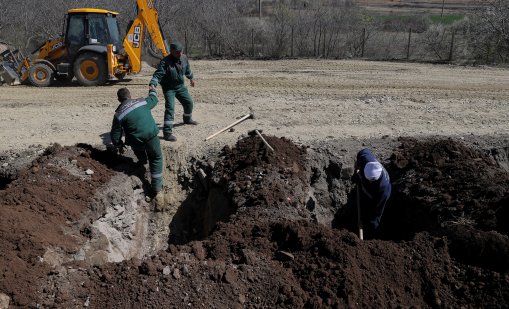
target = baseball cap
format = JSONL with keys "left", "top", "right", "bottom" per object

{"left": 170, "top": 42, "right": 183, "bottom": 51}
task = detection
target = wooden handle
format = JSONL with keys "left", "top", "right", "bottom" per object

{"left": 356, "top": 184, "right": 363, "bottom": 241}
{"left": 205, "top": 113, "right": 251, "bottom": 141}
{"left": 255, "top": 130, "right": 274, "bottom": 152}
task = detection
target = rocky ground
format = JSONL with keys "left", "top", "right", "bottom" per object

{"left": 0, "top": 59, "right": 508, "bottom": 308}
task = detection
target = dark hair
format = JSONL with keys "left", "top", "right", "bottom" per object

{"left": 117, "top": 88, "right": 131, "bottom": 102}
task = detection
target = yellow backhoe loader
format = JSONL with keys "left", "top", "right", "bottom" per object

{"left": 0, "top": 0, "right": 168, "bottom": 87}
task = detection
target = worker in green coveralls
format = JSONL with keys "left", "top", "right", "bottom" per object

{"left": 110, "top": 86, "right": 164, "bottom": 204}
{"left": 149, "top": 41, "right": 197, "bottom": 142}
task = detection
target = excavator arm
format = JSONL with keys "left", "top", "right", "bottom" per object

{"left": 122, "top": 0, "right": 169, "bottom": 73}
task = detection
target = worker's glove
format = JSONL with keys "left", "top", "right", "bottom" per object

{"left": 118, "top": 144, "right": 127, "bottom": 155}
{"left": 109, "top": 141, "right": 126, "bottom": 155}
{"left": 351, "top": 170, "right": 361, "bottom": 184}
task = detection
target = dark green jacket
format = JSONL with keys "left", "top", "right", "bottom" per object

{"left": 110, "top": 89, "right": 159, "bottom": 148}
{"left": 149, "top": 54, "right": 193, "bottom": 90}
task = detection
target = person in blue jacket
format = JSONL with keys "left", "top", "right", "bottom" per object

{"left": 353, "top": 148, "right": 391, "bottom": 235}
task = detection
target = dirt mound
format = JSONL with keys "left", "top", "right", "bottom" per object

{"left": 1, "top": 136, "right": 509, "bottom": 308}
{"left": 212, "top": 134, "right": 308, "bottom": 209}
{"left": 0, "top": 144, "right": 114, "bottom": 307}
{"left": 388, "top": 137, "right": 509, "bottom": 234}
{"left": 383, "top": 137, "right": 509, "bottom": 273}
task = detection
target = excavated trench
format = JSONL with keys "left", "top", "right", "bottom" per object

{"left": 1, "top": 135, "right": 509, "bottom": 307}
{"left": 131, "top": 135, "right": 509, "bottom": 273}
{"left": 170, "top": 135, "right": 509, "bottom": 271}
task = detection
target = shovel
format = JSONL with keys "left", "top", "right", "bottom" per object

{"left": 356, "top": 184, "right": 364, "bottom": 240}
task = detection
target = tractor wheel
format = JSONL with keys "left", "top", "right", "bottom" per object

{"left": 28, "top": 63, "right": 53, "bottom": 87}
{"left": 73, "top": 52, "right": 107, "bottom": 86}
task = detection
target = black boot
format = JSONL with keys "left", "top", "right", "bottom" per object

{"left": 163, "top": 133, "right": 177, "bottom": 141}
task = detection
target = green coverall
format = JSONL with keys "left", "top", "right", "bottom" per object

{"left": 149, "top": 54, "right": 194, "bottom": 135}
{"left": 110, "top": 88, "right": 163, "bottom": 193}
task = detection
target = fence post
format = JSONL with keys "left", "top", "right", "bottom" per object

{"left": 291, "top": 26, "right": 294, "bottom": 57}
{"left": 406, "top": 28, "right": 412, "bottom": 60}
{"left": 361, "top": 28, "right": 366, "bottom": 57}
{"left": 204, "top": 34, "right": 208, "bottom": 56}
{"left": 448, "top": 29, "right": 455, "bottom": 62}
{"left": 259, "top": 0, "right": 262, "bottom": 19}
{"left": 323, "top": 27, "right": 326, "bottom": 58}
{"left": 184, "top": 31, "right": 188, "bottom": 56}
{"left": 485, "top": 42, "right": 490, "bottom": 64}
{"left": 251, "top": 29, "right": 255, "bottom": 57}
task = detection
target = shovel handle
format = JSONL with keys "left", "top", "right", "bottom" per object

{"left": 255, "top": 130, "right": 274, "bottom": 152}
{"left": 356, "top": 183, "right": 363, "bottom": 240}
{"left": 205, "top": 113, "right": 252, "bottom": 141}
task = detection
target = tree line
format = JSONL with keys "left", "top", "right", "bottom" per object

{"left": 0, "top": 0, "right": 507, "bottom": 64}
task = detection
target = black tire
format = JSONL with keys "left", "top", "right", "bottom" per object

{"left": 28, "top": 63, "right": 53, "bottom": 87}
{"left": 73, "top": 52, "right": 107, "bottom": 86}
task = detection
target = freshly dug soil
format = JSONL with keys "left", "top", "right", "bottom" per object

{"left": 1, "top": 136, "right": 508, "bottom": 308}
{"left": 0, "top": 144, "right": 114, "bottom": 307}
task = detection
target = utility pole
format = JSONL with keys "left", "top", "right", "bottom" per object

{"left": 441, "top": 0, "right": 445, "bottom": 17}
{"left": 259, "top": 0, "right": 262, "bottom": 19}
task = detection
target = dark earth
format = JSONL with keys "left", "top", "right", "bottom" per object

{"left": 1, "top": 135, "right": 508, "bottom": 308}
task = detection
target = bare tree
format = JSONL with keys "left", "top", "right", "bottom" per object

{"left": 468, "top": 0, "right": 509, "bottom": 62}
{"left": 269, "top": 4, "right": 292, "bottom": 57}
{"left": 419, "top": 24, "right": 450, "bottom": 60}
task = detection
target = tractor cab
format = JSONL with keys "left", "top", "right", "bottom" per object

{"left": 65, "top": 8, "right": 122, "bottom": 56}
{"left": 2, "top": 0, "right": 167, "bottom": 87}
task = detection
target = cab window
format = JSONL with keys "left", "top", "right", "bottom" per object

{"left": 88, "top": 15, "right": 109, "bottom": 44}
{"left": 106, "top": 15, "right": 122, "bottom": 50}
{"left": 67, "top": 15, "right": 86, "bottom": 45}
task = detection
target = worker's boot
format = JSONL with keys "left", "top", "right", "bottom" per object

{"left": 153, "top": 191, "right": 165, "bottom": 211}
{"left": 183, "top": 119, "right": 198, "bottom": 125}
{"left": 163, "top": 132, "right": 177, "bottom": 142}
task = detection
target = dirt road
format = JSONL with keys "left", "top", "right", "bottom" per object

{"left": 1, "top": 59, "right": 508, "bottom": 154}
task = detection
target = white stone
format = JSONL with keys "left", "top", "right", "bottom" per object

{"left": 1, "top": 163, "right": 7, "bottom": 168}
{"left": 172, "top": 268, "right": 181, "bottom": 280}
{"left": 162, "top": 266, "right": 171, "bottom": 276}
{"left": 85, "top": 169, "right": 94, "bottom": 175}
{"left": 0, "top": 293, "right": 10, "bottom": 309}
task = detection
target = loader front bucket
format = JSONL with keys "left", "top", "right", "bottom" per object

{"left": 0, "top": 49, "right": 22, "bottom": 85}
{"left": 0, "top": 62, "right": 19, "bottom": 85}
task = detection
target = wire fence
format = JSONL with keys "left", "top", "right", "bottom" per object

{"left": 183, "top": 26, "right": 499, "bottom": 65}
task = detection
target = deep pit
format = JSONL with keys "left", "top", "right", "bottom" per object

{"left": 0, "top": 135, "right": 508, "bottom": 308}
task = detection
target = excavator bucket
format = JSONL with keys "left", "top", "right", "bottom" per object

{"left": 0, "top": 49, "right": 22, "bottom": 85}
